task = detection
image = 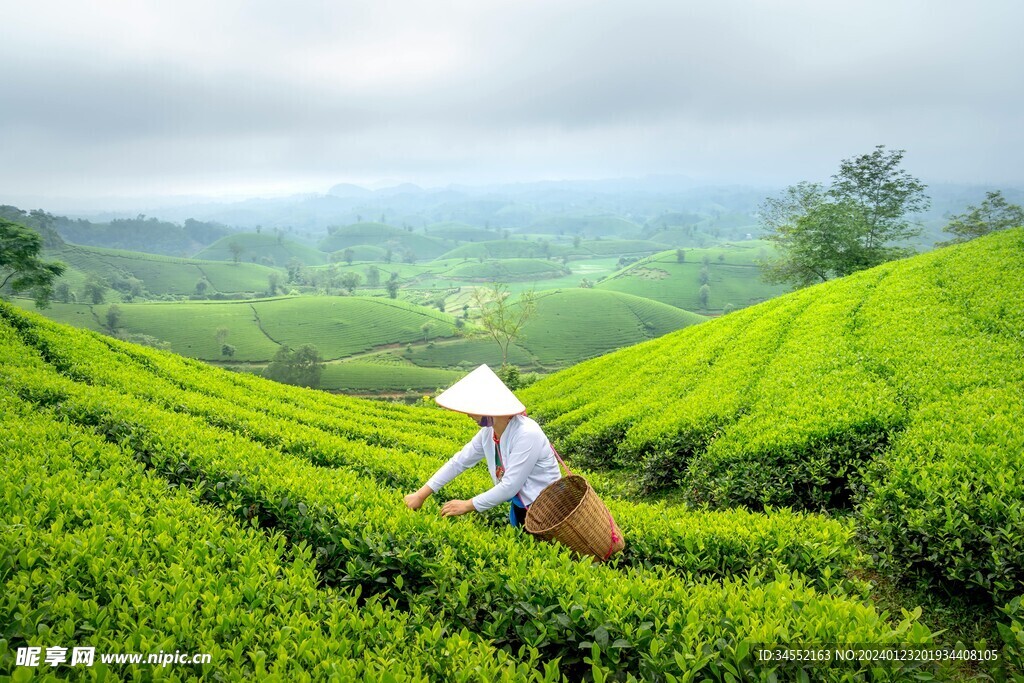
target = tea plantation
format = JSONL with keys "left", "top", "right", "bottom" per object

{"left": 1, "top": 230, "right": 1023, "bottom": 680}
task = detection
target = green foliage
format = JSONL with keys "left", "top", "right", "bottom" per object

{"left": 523, "top": 229, "right": 1024, "bottom": 606}
{"left": 761, "top": 146, "right": 929, "bottom": 287}
{"left": 0, "top": 306, "right": 935, "bottom": 680}
{"left": 518, "top": 289, "right": 704, "bottom": 367}
{"left": 194, "top": 232, "right": 328, "bottom": 266}
{"left": 262, "top": 343, "right": 324, "bottom": 388}
{"left": 942, "top": 190, "right": 1024, "bottom": 244}
{"left": 598, "top": 244, "right": 787, "bottom": 313}
{"left": 82, "top": 273, "right": 108, "bottom": 304}
{"left": 0, "top": 219, "right": 65, "bottom": 307}
{"left": 471, "top": 283, "right": 536, "bottom": 366}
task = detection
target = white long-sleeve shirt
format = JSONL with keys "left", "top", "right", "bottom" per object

{"left": 425, "top": 414, "right": 562, "bottom": 511}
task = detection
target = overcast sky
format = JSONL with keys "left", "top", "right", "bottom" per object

{"left": 2, "top": 0, "right": 1022, "bottom": 203}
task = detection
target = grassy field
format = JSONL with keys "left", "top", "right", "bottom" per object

{"left": 523, "top": 229, "right": 1024, "bottom": 642}
{"left": 1, "top": 300, "right": 972, "bottom": 681}
{"left": 45, "top": 243, "right": 280, "bottom": 296}
{"left": 444, "top": 258, "right": 571, "bottom": 281}
{"left": 319, "top": 361, "right": 463, "bottom": 392}
{"left": 596, "top": 242, "right": 789, "bottom": 312}
{"left": 517, "top": 288, "right": 706, "bottom": 366}
{"left": 318, "top": 222, "right": 456, "bottom": 259}
{"left": 193, "top": 232, "right": 329, "bottom": 266}
{"left": 13, "top": 296, "right": 460, "bottom": 362}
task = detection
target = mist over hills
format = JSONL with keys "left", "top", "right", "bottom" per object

{"left": 6, "top": 177, "right": 1023, "bottom": 261}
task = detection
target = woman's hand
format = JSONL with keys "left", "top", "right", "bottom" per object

{"left": 404, "top": 485, "right": 433, "bottom": 510}
{"left": 440, "top": 499, "right": 476, "bottom": 517}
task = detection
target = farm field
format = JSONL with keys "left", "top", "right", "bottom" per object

{"left": 194, "top": 232, "right": 329, "bottom": 266}
{"left": 1, "top": 230, "right": 1021, "bottom": 679}
{"left": 0, "top": 300, "right": 952, "bottom": 681}
{"left": 596, "top": 242, "right": 790, "bottom": 313}
{"left": 523, "top": 229, "right": 1024, "bottom": 649}
{"left": 45, "top": 243, "right": 280, "bottom": 296}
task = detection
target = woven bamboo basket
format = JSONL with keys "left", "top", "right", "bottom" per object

{"left": 524, "top": 475, "right": 625, "bottom": 562}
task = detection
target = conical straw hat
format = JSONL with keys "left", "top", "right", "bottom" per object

{"left": 434, "top": 364, "right": 525, "bottom": 416}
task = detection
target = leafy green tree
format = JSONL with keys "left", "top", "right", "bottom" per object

{"left": 471, "top": 283, "right": 536, "bottom": 367}
{"left": 263, "top": 344, "right": 323, "bottom": 388}
{"left": 339, "top": 271, "right": 361, "bottom": 293}
{"left": 228, "top": 241, "right": 244, "bottom": 264}
{"left": 941, "top": 190, "right": 1024, "bottom": 244}
{"left": 343, "top": 248, "right": 355, "bottom": 265}
{"left": 195, "top": 278, "right": 210, "bottom": 296}
{"left": 106, "top": 304, "right": 122, "bottom": 330}
{"left": 365, "top": 265, "right": 381, "bottom": 287}
{"left": 0, "top": 219, "right": 66, "bottom": 307}
{"left": 676, "top": 248, "right": 685, "bottom": 263}
{"left": 761, "top": 146, "right": 929, "bottom": 287}
{"left": 286, "top": 258, "right": 303, "bottom": 284}
{"left": 267, "top": 272, "right": 281, "bottom": 296}
{"left": 54, "top": 282, "right": 73, "bottom": 303}
{"left": 698, "top": 284, "right": 710, "bottom": 310}
{"left": 82, "top": 274, "right": 108, "bottom": 305}
{"left": 385, "top": 279, "right": 400, "bottom": 299}
{"left": 221, "top": 344, "right": 236, "bottom": 358}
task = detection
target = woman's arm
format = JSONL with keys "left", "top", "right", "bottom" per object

{"left": 405, "top": 429, "right": 486, "bottom": 510}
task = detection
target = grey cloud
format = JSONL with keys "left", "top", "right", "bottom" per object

{"left": 1, "top": 0, "right": 1023, "bottom": 199}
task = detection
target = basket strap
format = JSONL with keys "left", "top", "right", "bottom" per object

{"left": 548, "top": 442, "right": 573, "bottom": 476}
{"left": 603, "top": 508, "right": 621, "bottom": 561}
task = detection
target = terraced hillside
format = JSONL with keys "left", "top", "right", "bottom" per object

{"left": 193, "top": 232, "right": 329, "bottom": 266}
{"left": 596, "top": 242, "right": 789, "bottom": 312}
{"left": 45, "top": 243, "right": 279, "bottom": 296}
{"left": 0, "top": 302, "right": 952, "bottom": 680}
{"left": 524, "top": 228, "right": 1024, "bottom": 611}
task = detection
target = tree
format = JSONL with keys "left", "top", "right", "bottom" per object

{"left": 82, "top": 274, "right": 108, "bottom": 305}
{"left": 221, "top": 344, "right": 236, "bottom": 358}
{"left": 343, "top": 248, "right": 354, "bottom": 265}
{"left": 262, "top": 344, "right": 324, "bottom": 388}
{"left": 760, "top": 146, "right": 929, "bottom": 287}
{"left": 365, "top": 265, "right": 381, "bottom": 287}
{"left": 942, "top": 190, "right": 1024, "bottom": 244}
{"left": 420, "top": 322, "right": 433, "bottom": 341}
{"left": 228, "top": 241, "right": 244, "bottom": 264}
{"left": 385, "top": 279, "right": 400, "bottom": 299}
{"left": 106, "top": 304, "right": 122, "bottom": 330}
{"left": 54, "top": 282, "right": 72, "bottom": 303}
{"left": 698, "top": 284, "right": 710, "bottom": 310}
{"left": 0, "top": 219, "right": 66, "bottom": 307}
{"left": 267, "top": 272, "right": 281, "bottom": 296}
{"left": 676, "top": 248, "right": 685, "bottom": 263}
{"left": 286, "top": 258, "right": 303, "bottom": 284}
{"left": 471, "top": 283, "right": 536, "bottom": 367}
{"left": 195, "top": 278, "right": 210, "bottom": 296}
{"left": 339, "top": 271, "right": 361, "bottom": 294}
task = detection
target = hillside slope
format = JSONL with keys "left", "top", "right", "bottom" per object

{"left": 522, "top": 228, "right": 1024, "bottom": 605}
{"left": 0, "top": 301, "right": 944, "bottom": 680}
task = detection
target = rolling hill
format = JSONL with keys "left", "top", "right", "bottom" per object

{"left": 0, "top": 299, "right": 953, "bottom": 681}
{"left": 193, "top": 232, "right": 329, "bottom": 266}
{"left": 523, "top": 228, "right": 1024, "bottom": 611}
{"left": 318, "top": 222, "right": 455, "bottom": 260}
{"left": 45, "top": 243, "right": 281, "bottom": 297}
{"left": 14, "top": 296, "right": 459, "bottom": 362}
{"left": 517, "top": 289, "right": 706, "bottom": 366}
{"left": 596, "top": 242, "right": 789, "bottom": 312}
